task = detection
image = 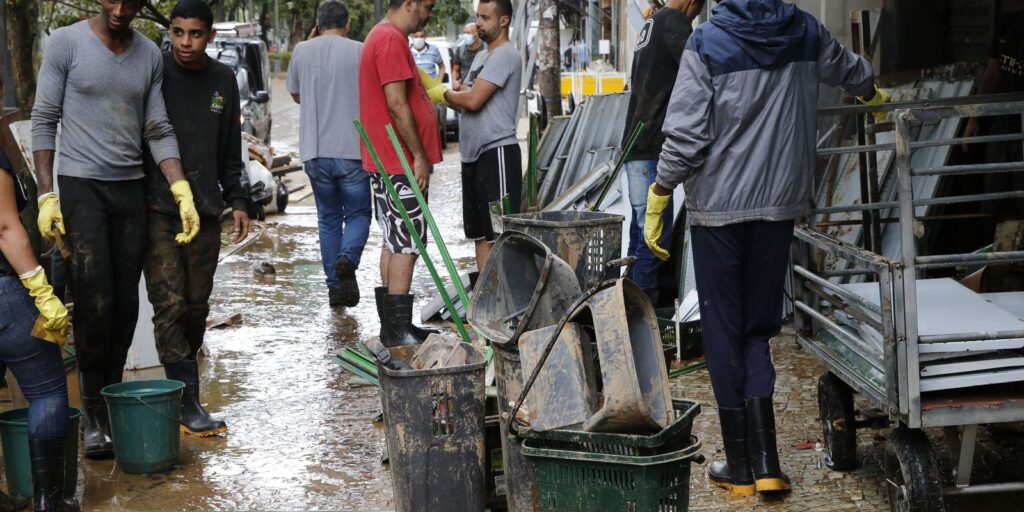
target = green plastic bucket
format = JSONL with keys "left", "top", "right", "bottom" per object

{"left": 101, "top": 380, "right": 184, "bottom": 474}
{"left": 0, "top": 407, "right": 82, "bottom": 498}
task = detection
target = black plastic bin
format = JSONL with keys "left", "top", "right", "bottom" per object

{"left": 502, "top": 211, "right": 623, "bottom": 288}
{"left": 377, "top": 344, "right": 487, "bottom": 512}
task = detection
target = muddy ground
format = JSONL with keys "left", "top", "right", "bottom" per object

{"left": 3, "top": 78, "right": 1023, "bottom": 511}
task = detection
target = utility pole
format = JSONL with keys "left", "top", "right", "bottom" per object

{"left": 536, "top": 0, "right": 562, "bottom": 119}
{"left": 374, "top": 0, "right": 383, "bottom": 22}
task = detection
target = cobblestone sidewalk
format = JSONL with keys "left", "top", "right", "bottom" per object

{"left": 673, "top": 330, "right": 1024, "bottom": 512}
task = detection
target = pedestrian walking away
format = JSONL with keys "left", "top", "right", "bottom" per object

{"left": 31, "top": 0, "right": 200, "bottom": 460}
{"left": 359, "top": 0, "right": 442, "bottom": 348}
{"left": 424, "top": 0, "right": 522, "bottom": 271}
{"left": 143, "top": 0, "right": 251, "bottom": 438}
{"left": 646, "top": 0, "right": 888, "bottom": 498}
{"left": 0, "top": 76, "right": 75, "bottom": 512}
{"left": 288, "top": 0, "right": 372, "bottom": 308}
{"left": 621, "top": 0, "right": 704, "bottom": 304}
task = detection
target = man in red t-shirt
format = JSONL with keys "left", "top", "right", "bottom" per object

{"left": 359, "top": 0, "right": 442, "bottom": 347}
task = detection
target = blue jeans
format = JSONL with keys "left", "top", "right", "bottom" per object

{"left": 304, "top": 158, "right": 372, "bottom": 288}
{"left": 626, "top": 160, "right": 673, "bottom": 294}
{"left": 0, "top": 276, "right": 69, "bottom": 440}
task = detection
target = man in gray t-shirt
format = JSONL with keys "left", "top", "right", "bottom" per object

{"left": 286, "top": 0, "right": 370, "bottom": 308}
{"left": 425, "top": 0, "right": 522, "bottom": 270}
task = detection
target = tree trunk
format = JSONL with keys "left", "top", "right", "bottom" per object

{"left": 536, "top": 0, "right": 562, "bottom": 119}
{"left": 5, "top": 0, "right": 37, "bottom": 109}
{"left": 258, "top": 0, "right": 271, "bottom": 48}
{"left": 289, "top": 9, "right": 303, "bottom": 49}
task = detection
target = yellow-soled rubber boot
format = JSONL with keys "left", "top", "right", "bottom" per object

{"left": 708, "top": 405, "right": 755, "bottom": 496}
{"left": 747, "top": 397, "right": 792, "bottom": 494}
{"left": 164, "top": 359, "right": 227, "bottom": 437}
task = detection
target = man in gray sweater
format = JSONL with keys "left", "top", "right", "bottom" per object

{"left": 31, "top": 0, "right": 201, "bottom": 459}
{"left": 645, "top": 0, "right": 884, "bottom": 496}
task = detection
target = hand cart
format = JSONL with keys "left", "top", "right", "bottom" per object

{"left": 793, "top": 93, "right": 1024, "bottom": 512}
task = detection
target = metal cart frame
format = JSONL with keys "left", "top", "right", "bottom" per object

{"left": 793, "top": 93, "right": 1024, "bottom": 511}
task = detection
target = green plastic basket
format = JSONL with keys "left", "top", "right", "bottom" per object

{"left": 521, "top": 435, "right": 702, "bottom": 511}
{"left": 516, "top": 400, "right": 703, "bottom": 511}
{"left": 656, "top": 308, "right": 703, "bottom": 361}
{"left": 516, "top": 399, "right": 700, "bottom": 455}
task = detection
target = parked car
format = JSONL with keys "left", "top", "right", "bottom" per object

{"left": 206, "top": 22, "right": 273, "bottom": 144}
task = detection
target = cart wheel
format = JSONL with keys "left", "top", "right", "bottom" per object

{"left": 885, "top": 428, "right": 945, "bottom": 512}
{"left": 817, "top": 372, "right": 858, "bottom": 470}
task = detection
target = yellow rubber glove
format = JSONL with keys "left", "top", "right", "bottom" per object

{"left": 37, "top": 193, "right": 65, "bottom": 242}
{"left": 417, "top": 68, "right": 449, "bottom": 106}
{"left": 418, "top": 68, "right": 441, "bottom": 89}
{"left": 643, "top": 184, "right": 671, "bottom": 261}
{"left": 169, "top": 180, "right": 201, "bottom": 244}
{"left": 19, "top": 266, "right": 69, "bottom": 345}
{"left": 857, "top": 84, "right": 891, "bottom": 123}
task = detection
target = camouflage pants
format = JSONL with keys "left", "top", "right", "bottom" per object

{"left": 143, "top": 212, "right": 221, "bottom": 364}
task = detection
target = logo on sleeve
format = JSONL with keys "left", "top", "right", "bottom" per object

{"left": 210, "top": 91, "right": 225, "bottom": 114}
{"left": 635, "top": 19, "right": 653, "bottom": 52}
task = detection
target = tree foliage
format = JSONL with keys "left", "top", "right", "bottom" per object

{"left": 425, "top": 0, "right": 467, "bottom": 37}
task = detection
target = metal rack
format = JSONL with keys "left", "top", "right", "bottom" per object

{"left": 793, "top": 93, "right": 1024, "bottom": 511}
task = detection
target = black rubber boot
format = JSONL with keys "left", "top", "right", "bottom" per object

{"left": 78, "top": 371, "right": 113, "bottom": 460}
{"left": 0, "top": 490, "right": 28, "bottom": 512}
{"left": 381, "top": 294, "right": 427, "bottom": 347}
{"left": 333, "top": 256, "right": 360, "bottom": 307}
{"left": 747, "top": 397, "right": 792, "bottom": 493}
{"left": 375, "top": 287, "right": 437, "bottom": 342}
{"left": 164, "top": 359, "right": 227, "bottom": 437}
{"left": 708, "top": 405, "right": 755, "bottom": 496}
{"left": 29, "top": 437, "right": 71, "bottom": 512}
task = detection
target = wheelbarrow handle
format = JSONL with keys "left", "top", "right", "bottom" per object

{"left": 599, "top": 256, "right": 636, "bottom": 283}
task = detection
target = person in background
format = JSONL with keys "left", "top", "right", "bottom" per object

{"left": 410, "top": 30, "right": 446, "bottom": 80}
{"left": 143, "top": 0, "right": 250, "bottom": 438}
{"left": 359, "top": 0, "right": 442, "bottom": 347}
{"left": 451, "top": 22, "right": 485, "bottom": 91}
{"left": 620, "top": 0, "right": 704, "bottom": 304}
{"left": 31, "top": 0, "right": 198, "bottom": 460}
{"left": 422, "top": 0, "right": 521, "bottom": 271}
{"left": 962, "top": 12, "right": 1024, "bottom": 223}
{"left": 0, "top": 76, "right": 76, "bottom": 512}
{"left": 288, "top": 0, "right": 371, "bottom": 308}
{"left": 647, "top": 0, "right": 886, "bottom": 497}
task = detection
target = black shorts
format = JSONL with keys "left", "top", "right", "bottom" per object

{"left": 370, "top": 173, "right": 428, "bottom": 255}
{"left": 461, "top": 144, "right": 522, "bottom": 241}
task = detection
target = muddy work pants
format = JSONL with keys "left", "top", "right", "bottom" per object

{"left": 143, "top": 211, "right": 221, "bottom": 365}
{"left": 59, "top": 176, "right": 146, "bottom": 373}
{"left": 690, "top": 219, "right": 793, "bottom": 409}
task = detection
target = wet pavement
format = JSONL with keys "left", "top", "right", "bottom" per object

{"left": 4, "top": 78, "right": 1024, "bottom": 510}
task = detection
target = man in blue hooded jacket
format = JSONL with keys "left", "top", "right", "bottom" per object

{"left": 644, "top": 0, "right": 887, "bottom": 496}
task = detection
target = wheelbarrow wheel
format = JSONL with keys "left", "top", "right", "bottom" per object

{"left": 885, "top": 427, "right": 944, "bottom": 512}
{"left": 817, "top": 372, "right": 858, "bottom": 470}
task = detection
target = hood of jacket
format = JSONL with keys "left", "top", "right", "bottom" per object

{"left": 710, "top": 0, "right": 807, "bottom": 70}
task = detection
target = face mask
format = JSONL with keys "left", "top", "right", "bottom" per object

{"left": 412, "top": 38, "right": 426, "bottom": 50}
{"left": 459, "top": 34, "right": 474, "bottom": 45}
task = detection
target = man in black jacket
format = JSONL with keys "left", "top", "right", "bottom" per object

{"left": 621, "top": 0, "right": 703, "bottom": 303}
{"left": 143, "top": 0, "right": 249, "bottom": 437}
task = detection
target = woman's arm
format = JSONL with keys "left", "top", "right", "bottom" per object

{"left": 0, "top": 170, "right": 41, "bottom": 274}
